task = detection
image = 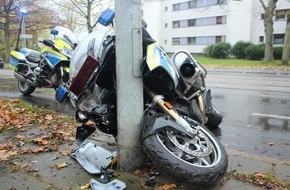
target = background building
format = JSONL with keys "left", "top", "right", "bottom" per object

{"left": 142, "top": 0, "right": 290, "bottom": 54}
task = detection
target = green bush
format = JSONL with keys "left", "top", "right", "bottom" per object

{"left": 231, "top": 41, "right": 253, "bottom": 59}
{"left": 211, "top": 42, "right": 231, "bottom": 59}
{"left": 273, "top": 46, "right": 283, "bottom": 60}
{"left": 203, "top": 45, "right": 214, "bottom": 57}
{"left": 245, "top": 44, "right": 265, "bottom": 60}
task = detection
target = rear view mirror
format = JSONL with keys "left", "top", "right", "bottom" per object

{"left": 98, "top": 9, "right": 115, "bottom": 26}
{"left": 50, "top": 29, "right": 59, "bottom": 36}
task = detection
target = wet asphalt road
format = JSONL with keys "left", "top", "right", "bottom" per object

{"left": 0, "top": 67, "right": 289, "bottom": 161}
{"left": 206, "top": 69, "right": 290, "bottom": 161}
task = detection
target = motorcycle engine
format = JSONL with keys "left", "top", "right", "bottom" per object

{"left": 50, "top": 72, "right": 61, "bottom": 86}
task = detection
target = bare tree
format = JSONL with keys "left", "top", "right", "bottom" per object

{"left": 281, "top": 12, "right": 290, "bottom": 65}
{"left": 52, "top": 0, "right": 114, "bottom": 33}
{"left": 0, "top": 0, "right": 21, "bottom": 61}
{"left": 0, "top": 0, "right": 63, "bottom": 61}
{"left": 259, "top": 0, "right": 278, "bottom": 62}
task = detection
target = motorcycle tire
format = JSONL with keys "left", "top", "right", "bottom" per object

{"left": 18, "top": 80, "right": 36, "bottom": 95}
{"left": 206, "top": 106, "right": 223, "bottom": 128}
{"left": 141, "top": 115, "right": 228, "bottom": 186}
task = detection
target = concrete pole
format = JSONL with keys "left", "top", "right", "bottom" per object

{"left": 115, "top": 0, "right": 144, "bottom": 170}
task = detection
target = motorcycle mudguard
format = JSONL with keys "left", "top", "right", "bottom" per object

{"left": 140, "top": 109, "right": 193, "bottom": 142}
{"left": 69, "top": 55, "right": 98, "bottom": 96}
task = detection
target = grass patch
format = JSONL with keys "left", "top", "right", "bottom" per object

{"left": 195, "top": 56, "right": 290, "bottom": 69}
{"left": 228, "top": 171, "right": 290, "bottom": 190}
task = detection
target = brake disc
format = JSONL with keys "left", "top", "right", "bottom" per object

{"left": 166, "top": 128, "right": 213, "bottom": 157}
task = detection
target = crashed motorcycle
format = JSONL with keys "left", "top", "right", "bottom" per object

{"left": 59, "top": 9, "right": 228, "bottom": 186}
{"left": 9, "top": 26, "right": 78, "bottom": 96}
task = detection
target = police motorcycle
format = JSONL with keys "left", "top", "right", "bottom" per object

{"left": 58, "top": 9, "right": 228, "bottom": 186}
{"left": 9, "top": 26, "right": 78, "bottom": 96}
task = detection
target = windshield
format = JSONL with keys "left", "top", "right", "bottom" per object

{"left": 69, "top": 26, "right": 114, "bottom": 83}
{"left": 52, "top": 26, "right": 79, "bottom": 47}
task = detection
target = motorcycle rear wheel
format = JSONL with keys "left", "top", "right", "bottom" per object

{"left": 142, "top": 117, "right": 228, "bottom": 186}
{"left": 18, "top": 80, "right": 36, "bottom": 95}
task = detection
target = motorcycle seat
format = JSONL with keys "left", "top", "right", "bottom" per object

{"left": 20, "top": 48, "right": 42, "bottom": 63}
{"left": 26, "top": 51, "right": 42, "bottom": 63}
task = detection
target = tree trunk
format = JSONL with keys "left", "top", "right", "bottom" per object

{"left": 262, "top": 0, "right": 277, "bottom": 62}
{"left": 4, "top": 16, "right": 11, "bottom": 62}
{"left": 281, "top": 16, "right": 290, "bottom": 65}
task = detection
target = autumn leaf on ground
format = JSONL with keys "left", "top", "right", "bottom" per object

{"left": 80, "top": 183, "right": 90, "bottom": 190}
{"left": 55, "top": 162, "right": 69, "bottom": 170}
{"left": 19, "top": 148, "right": 30, "bottom": 154}
{"left": 31, "top": 137, "right": 49, "bottom": 146}
{"left": 155, "top": 183, "right": 177, "bottom": 190}
{"left": 16, "top": 135, "right": 26, "bottom": 141}
{"left": 31, "top": 147, "right": 45, "bottom": 154}
{"left": 61, "top": 150, "right": 71, "bottom": 156}
{"left": 0, "top": 143, "right": 6, "bottom": 150}
{"left": 45, "top": 115, "right": 54, "bottom": 120}
{"left": 0, "top": 150, "right": 18, "bottom": 161}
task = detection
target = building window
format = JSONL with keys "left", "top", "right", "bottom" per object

{"left": 259, "top": 36, "right": 264, "bottom": 43}
{"left": 173, "top": 21, "right": 180, "bottom": 28}
{"left": 164, "top": 39, "right": 167, "bottom": 44}
{"left": 261, "top": 13, "right": 265, "bottom": 20}
{"left": 216, "top": 16, "right": 223, "bottom": 24}
{"left": 165, "top": 23, "right": 168, "bottom": 28}
{"left": 188, "top": 37, "right": 195, "bottom": 45}
{"left": 173, "top": 16, "right": 226, "bottom": 28}
{"left": 172, "top": 35, "right": 226, "bottom": 45}
{"left": 173, "top": 0, "right": 227, "bottom": 11}
{"left": 188, "top": 19, "right": 196, "bottom": 27}
{"left": 216, "top": 36, "right": 222, "bottom": 43}
{"left": 173, "top": 4, "right": 180, "bottom": 11}
{"left": 165, "top": 6, "right": 168, "bottom": 11}
{"left": 273, "top": 34, "right": 284, "bottom": 44}
{"left": 172, "top": 38, "right": 180, "bottom": 45}
{"left": 276, "top": 10, "right": 286, "bottom": 20}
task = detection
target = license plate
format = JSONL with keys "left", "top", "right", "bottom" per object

{"left": 55, "top": 85, "right": 68, "bottom": 103}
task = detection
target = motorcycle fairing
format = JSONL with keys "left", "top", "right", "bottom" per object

{"left": 146, "top": 43, "right": 179, "bottom": 89}
{"left": 41, "top": 47, "right": 68, "bottom": 67}
{"left": 9, "top": 51, "right": 26, "bottom": 70}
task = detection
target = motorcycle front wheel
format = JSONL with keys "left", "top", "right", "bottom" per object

{"left": 18, "top": 80, "right": 36, "bottom": 95}
{"left": 142, "top": 117, "right": 228, "bottom": 186}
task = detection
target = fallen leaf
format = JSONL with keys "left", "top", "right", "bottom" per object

{"left": 61, "top": 150, "right": 71, "bottom": 156}
{"left": 0, "top": 143, "right": 6, "bottom": 150}
{"left": 31, "top": 147, "right": 44, "bottom": 154}
{"left": 32, "top": 137, "right": 49, "bottom": 146}
{"left": 0, "top": 150, "right": 18, "bottom": 161}
{"left": 80, "top": 183, "right": 90, "bottom": 189}
{"left": 268, "top": 142, "right": 275, "bottom": 146}
{"left": 16, "top": 135, "right": 26, "bottom": 140}
{"left": 45, "top": 115, "right": 54, "bottom": 120}
{"left": 55, "top": 162, "right": 68, "bottom": 170}
{"left": 155, "top": 183, "right": 177, "bottom": 190}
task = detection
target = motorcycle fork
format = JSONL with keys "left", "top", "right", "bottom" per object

{"left": 150, "top": 93, "right": 197, "bottom": 136}
{"left": 197, "top": 94, "right": 207, "bottom": 125}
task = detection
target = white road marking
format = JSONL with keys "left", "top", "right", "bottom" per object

{"left": 251, "top": 112, "right": 290, "bottom": 120}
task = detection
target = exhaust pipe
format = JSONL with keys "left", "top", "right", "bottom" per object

{"left": 14, "top": 72, "right": 26, "bottom": 81}
{"left": 13, "top": 72, "right": 36, "bottom": 86}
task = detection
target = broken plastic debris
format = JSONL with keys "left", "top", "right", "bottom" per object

{"left": 71, "top": 141, "right": 117, "bottom": 174}
{"left": 90, "top": 178, "right": 126, "bottom": 190}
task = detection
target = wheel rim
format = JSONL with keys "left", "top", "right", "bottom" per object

{"left": 18, "top": 81, "right": 30, "bottom": 91}
{"left": 156, "top": 126, "right": 222, "bottom": 167}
